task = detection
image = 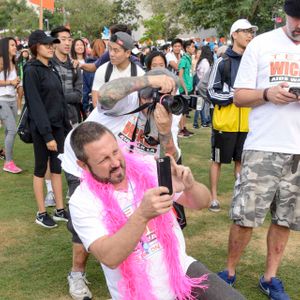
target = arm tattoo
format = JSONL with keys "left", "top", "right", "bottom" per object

{"left": 159, "top": 132, "right": 179, "bottom": 161}
{"left": 99, "top": 76, "right": 150, "bottom": 109}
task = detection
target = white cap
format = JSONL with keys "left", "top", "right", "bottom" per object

{"left": 230, "top": 19, "right": 258, "bottom": 36}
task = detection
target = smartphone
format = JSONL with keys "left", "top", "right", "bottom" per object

{"left": 288, "top": 87, "right": 300, "bottom": 97}
{"left": 156, "top": 156, "right": 173, "bottom": 195}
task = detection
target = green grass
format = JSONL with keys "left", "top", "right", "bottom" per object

{"left": 0, "top": 117, "right": 299, "bottom": 300}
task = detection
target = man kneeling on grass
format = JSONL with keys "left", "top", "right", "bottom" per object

{"left": 68, "top": 121, "right": 246, "bottom": 300}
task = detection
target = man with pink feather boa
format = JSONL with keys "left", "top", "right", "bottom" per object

{"left": 68, "top": 121, "right": 246, "bottom": 300}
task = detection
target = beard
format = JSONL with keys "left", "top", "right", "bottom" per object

{"left": 291, "top": 30, "right": 300, "bottom": 42}
{"left": 87, "top": 161, "right": 126, "bottom": 185}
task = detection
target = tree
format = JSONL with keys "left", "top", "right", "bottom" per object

{"left": 143, "top": 14, "right": 180, "bottom": 42}
{"left": 141, "top": 0, "right": 184, "bottom": 42}
{"left": 62, "top": 0, "right": 114, "bottom": 40}
{"left": 179, "top": 0, "right": 285, "bottom": 36}
{"left": 111, "top": 0, "right": 141, "bottom": 31}
{"left": 0, "top": 0, "right": 38, "bottom": 38}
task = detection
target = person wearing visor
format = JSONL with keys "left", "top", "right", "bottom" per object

{"left": 23, "top": 30, "right": 71, "bottom": 229}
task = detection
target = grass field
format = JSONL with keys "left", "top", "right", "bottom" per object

{"left": 0, "top": 120, "right": 299, "bottom": 300}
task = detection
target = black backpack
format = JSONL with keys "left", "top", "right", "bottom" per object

{"left": 17, "top": 105, "right": 33, "bottom": 144}
{"left": 104, "top": 61, "right": 138, "bottom": 83}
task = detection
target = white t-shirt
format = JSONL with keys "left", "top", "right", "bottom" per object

{"left": 234, "top": 27, "right": 300, "bottom": 154}
{"left": 92, "top": 61, "right": 145, "bottom": 92}
{"left": 60, "top": 93, "right": 181, "bottom": 177}
{"left": 69, "top": 169, "right": 194, "bottom": 300}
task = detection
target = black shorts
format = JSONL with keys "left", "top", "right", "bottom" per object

{"left": 211, "top": 130, "right": 247, "bottom": 164}
{"left": 67, "top": 215, "right": 83, "bottom": 244}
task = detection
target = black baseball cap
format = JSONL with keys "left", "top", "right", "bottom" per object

{"left": 284, "top": 0, "right": 300, "bottom": 17}
{"left": 28, "top": 30, "right": 60, "bottom": 47}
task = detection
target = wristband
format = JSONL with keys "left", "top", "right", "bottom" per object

{"left": 263, "top": 88, "right": 269, "bottom": 102}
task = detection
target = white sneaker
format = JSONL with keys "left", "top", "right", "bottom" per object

{"left": 68, "top": 272, "right": 92, "bottom": 300}
{"left": 44, "top": 191, "right": 56, "bottom": 207}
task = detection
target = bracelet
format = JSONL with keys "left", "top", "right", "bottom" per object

{"left": 263, "top": 88, "right": 269, "bottom": 102}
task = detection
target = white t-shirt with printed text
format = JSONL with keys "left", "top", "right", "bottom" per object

{"left": 69, "top": 162, "right": 194, "bottom": 300}
{"left": 60, "top": 93, "right": 181, "bottom": 177}
{"left": 234, "top": 27, "right": 300, "bottom": 154}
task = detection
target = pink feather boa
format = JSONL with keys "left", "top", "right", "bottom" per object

{"left": 83, "top": 149, "right": 208, "bottom": 299}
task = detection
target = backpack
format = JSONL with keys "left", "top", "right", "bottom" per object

{"left": 206, "top": 54, "right": 231, "bottom": 106}
{"left": 104, "top": 61, "right": 138, "bottom": 83}
{"left": 17, "top": 104, "right": 33, "bottom": 144}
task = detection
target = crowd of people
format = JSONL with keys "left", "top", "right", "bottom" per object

{"left": 0, "top": 0, "right": 300, "bottom": 299}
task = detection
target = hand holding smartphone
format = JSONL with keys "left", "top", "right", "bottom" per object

{"left": 156, "top": 156, "right": 173, "bottom": 195}
{"left": 288, "top": 87, "right": 300, "bottom": 97}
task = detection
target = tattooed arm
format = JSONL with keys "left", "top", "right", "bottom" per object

{"left": 154, "top": 103, "right": 179, "bottom": 161}
{"left": 98, "top": 75, "right": 176, "bottom": 109}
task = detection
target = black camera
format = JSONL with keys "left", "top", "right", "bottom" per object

{"left": 289, "top": 87, "right": 300, "bottom": 97}
{"left": 152, "top": 89, "right": 189, "bottom": 115}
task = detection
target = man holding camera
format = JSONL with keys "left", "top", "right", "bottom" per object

{"left": 218, "top": 1, "right": 300, "bottom": 299}
{"left": 68, "top": 120, "right": 246, "bottom": 300}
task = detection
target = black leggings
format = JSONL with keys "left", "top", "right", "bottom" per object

{"left": 31, "top": 125, "right": 65, "bottom": 177}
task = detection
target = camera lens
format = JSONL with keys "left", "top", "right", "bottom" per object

{"left": 161, "top": 95, "right": 184, "bottom": 115}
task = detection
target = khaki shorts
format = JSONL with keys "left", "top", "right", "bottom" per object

{"left": 229, "top": 150, "right": 300, "bottom": 230}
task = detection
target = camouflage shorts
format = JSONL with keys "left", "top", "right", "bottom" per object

{"left": 229, "top": 150, "right": 300, "bottom": 231}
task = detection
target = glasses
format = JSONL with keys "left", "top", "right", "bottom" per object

{"left": 143, "top": 135, "right": 160, "bottom": 146}
{"left": 236, "top": 29, "right": 256, "bottom": 35}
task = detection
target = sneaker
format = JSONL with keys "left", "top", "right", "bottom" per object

{"left": 218, "top": 270, "right": 236, "bottom": 286}
{"left": 209, "top": 199, "right": 221, "bottom": 212}
{"left": 53, "top": 209, "right": 69, "bottom": 222}
{"left": 183, "top": 127, "right": 194, "bottom": 135}
{"left": 68, "top": 272, "right": 92, "bottom": 300}
{"left": 45, "top": 191, "right": 56, "bottom": 207}
{"left": 0, "top": 149, "right": 5, "bottom": 160}
{"left": 178, "top": 129, "right": 190, "bottom": 138}
{"left": 259, "top": 276, "right": 290, "bottom": 300}
{"left": 3, "top": 161, "right": 22, "bottom": 174}
{"left": 17, "top": 109, "right": 21, "bottom": 115}
{"left": 35, "top": 212, "right": 57, "bottom": 229}
{"left": 193, "top": 124, "right": 199, "bottom": 129}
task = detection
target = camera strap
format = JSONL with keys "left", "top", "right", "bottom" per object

{"left": 103, "top": 102, "right": 153, "bottom": 117}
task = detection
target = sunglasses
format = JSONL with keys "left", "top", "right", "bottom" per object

{"left": 143, "top": 117, "right": 160, "bottom": 146}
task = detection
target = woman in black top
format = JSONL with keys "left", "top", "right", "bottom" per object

{"left": 23, "top": 30, "right": 71, "bottom": 229}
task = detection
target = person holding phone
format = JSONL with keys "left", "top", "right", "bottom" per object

{"left": 68, "top": 121, "right": 246, "bottom": 300}
{"left": 218, "top": 1, "right": 300, "bottom": 299}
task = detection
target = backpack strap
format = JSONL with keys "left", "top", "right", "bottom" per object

{"left": 130, "top": 61, "right": 137, "bottom": 77}
{"left": 105, "top": 61, "right": 138, "bottom": 83}
{"left": 104, "top": 62, "right": 114, "bottom": 83}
